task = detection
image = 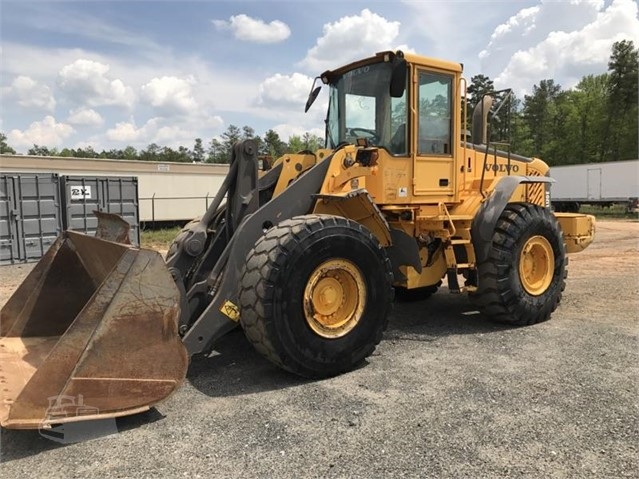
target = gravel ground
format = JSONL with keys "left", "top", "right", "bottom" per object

{"left": 1, "top": 220, "right": 637, "bottom": 478}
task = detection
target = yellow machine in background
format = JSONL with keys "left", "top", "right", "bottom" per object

{"left": 1, "top": 51, "right": 594, "bottom": 429}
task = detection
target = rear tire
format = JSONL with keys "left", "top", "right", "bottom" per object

{"left": 470, "top": 203, "right": 566, "bottom": 325}
{"left": 238, "top": 215, "right": 394, "bottom": 378}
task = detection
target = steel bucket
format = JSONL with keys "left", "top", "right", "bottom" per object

{"left": 0, "top": 230, "right": 188, "bottom": 429}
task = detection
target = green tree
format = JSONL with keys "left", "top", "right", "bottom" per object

{"left": 101, "top": 148, "right": 124, "bottom": 159}
{"left": 220, "top": 124, "right": 242, "bottom": 163}
{"left": 207, "top": 138, "right": 225, "bottom": 163}
{"left": 263, "top": 129, "right": 287, "bottom": 158}
{"left": 0, "top": 133, "right": 16, "bottom": 154}
{"left": 601, "top": 40, "right": 638, "bottom": 161}
{"left": 508, "top": 93, "right": 530, "bottom": 154}
{"left": 158, "top": 146, "right": 190, "bottom": 162}
{"left": 302, "top": 132, "right": 323, "bottom": 151}
{"left": 74, "top": 146, "right": 98, "bottom": 158}
{"left": 568, "top": 74, "right": 608, "bottom": 163}
{"left": 139, "top": 143, "right": 161, "bottom": 161}
{"left": 542, "top": 90, "right": 575, "bottom": 164}
{"left": 123, "top": 146, "right": 138, "bottom": 160}
{"left": 287, "top": 132, "right": 323, "bottom": 152}
{"left": 177, "top": 145, "right": 191, "bottom": 162}
{"left": 192, "top": 138, "right": 205, "bottom": 162}
{"left": 205, "top": 124, "right": 252, "bottom": 164}
{"left": 59, "top": 147, "right": 75, "bottom": 157}
{"left": 466, "top": 74, "right": 495, "bottom": 127}
{"left": 521, "top": 79, "right": 563, "bottom": 161}
{"left": 242, "top": 125, "right": 255, "bottom": 139}
{"left": 287, "top": 135, "right": 304, "bottom": 153}
{"left": 28, "top": 144, "right": 52, "bottom": 156}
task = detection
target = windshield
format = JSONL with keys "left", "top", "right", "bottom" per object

{"left": 326, "top": 62, "right": 408, "bottom": 155}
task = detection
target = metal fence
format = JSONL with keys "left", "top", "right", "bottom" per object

{"left": 139, "top": 194, "right": 217, "bottom": 226}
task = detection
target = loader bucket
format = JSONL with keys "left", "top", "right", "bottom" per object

{"left": 0, "top": 231, "right": 188, "bottom": 429}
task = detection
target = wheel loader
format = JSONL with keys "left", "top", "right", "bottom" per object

{"left": 0, "top": 50, "right": 595, "bottom": 429}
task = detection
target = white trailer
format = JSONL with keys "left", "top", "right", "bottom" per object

{"left": 549, "top": 160, "right": 639, "bottom": 212}
{"left": 0, "top": 155, "right": 229, "bottom": 224}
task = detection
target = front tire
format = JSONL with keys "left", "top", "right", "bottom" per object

{"left": 470, "top": 203, "right": 566, "bottom": 325}
{"left": 238, "top": 215, "right": 394, "bottom": 378}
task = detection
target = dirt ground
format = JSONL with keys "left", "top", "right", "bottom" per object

{"left": 0, "top": 220, "right": 637, "bottom": 478}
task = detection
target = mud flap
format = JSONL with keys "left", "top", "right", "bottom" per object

{"left": 0, "top": 231, "right": 188, "bottom": 429}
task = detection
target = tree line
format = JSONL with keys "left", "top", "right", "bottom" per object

{"left": 1, "top": 40, "right": 636, "bottom": 166}
{"left": 466, "top": 40, "right": 637, "bottom": 165}
{"left": 0, "top": 126, "right": 323, "bottom": 164}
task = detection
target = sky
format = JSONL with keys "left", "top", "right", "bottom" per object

{"left": 1, "top": 0, "right": 638, "bottom": 154}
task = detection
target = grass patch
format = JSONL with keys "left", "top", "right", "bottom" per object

{"left": 579, "top": 204, "right": 638, "bottom": 220}
{"left": 141, "top": 227, "right": 180, "bottom": 251}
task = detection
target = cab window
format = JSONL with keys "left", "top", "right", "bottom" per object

{"left": 417, "top": 72, "right": 453, "bottom": 156}
{"left": 389, "top": 93, "right": 408, "bottom": 155}
{"left": 326, "top": 62, "right": 408, "bottom": 156}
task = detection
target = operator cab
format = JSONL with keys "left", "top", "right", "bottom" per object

{"left": 305, "top": 50, "right": 464, "bottom": 203}
{"left": 306, "top": 50, "right": 461, "bottom": 160}
{"left": 317, "top": 52, "right": 408, "bottom": 155}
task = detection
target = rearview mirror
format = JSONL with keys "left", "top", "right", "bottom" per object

{"left": 305, "top": 78, "right": 322, "bottom": 113}
{"left": 390, "top": 56, "right": 407, "bottom": 98}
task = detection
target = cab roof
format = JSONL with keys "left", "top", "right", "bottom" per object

{"left": 321, "top": 50, "right": 463, "bottom": 84}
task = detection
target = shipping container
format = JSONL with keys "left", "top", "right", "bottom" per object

{"left": 550, "top": 160, "right": 639, "bottom": 212}
{"left": 0, "top": 155, "right": 228, "bottom": 223}
{"left": 0, "top": 173, "right": 61, "bottom": 264}
{"left": 60, "top": 176, "right": 140, "bottom": 246}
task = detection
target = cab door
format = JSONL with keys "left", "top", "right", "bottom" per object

{"left": 413, "top": 70, "right": 456, "bottom": 198}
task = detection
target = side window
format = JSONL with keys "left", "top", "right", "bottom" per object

{"left": 389, "top": 92, "right": 408, "bottom": 155}
{"left": 418, "top": 72, "right": 453, "bottom": 156}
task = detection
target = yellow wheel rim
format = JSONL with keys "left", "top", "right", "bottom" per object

{"left": 303, "top": 259, "right": 366, "bottom": 339}
{"left": 519, "top": 235, "right": 555, "bottom": 296}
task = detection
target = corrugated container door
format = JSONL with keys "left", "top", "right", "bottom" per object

{"left": 0, "top": 174, "right": 61, "bottom": 264}
{"left": 61, "top": 176, "right": 140, "bottom": 246}
{"left": 103, "top": 177, "right": 140, "bottom": 245}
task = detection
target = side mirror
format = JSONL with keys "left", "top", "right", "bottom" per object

{"left": 305, "top": 78, "right": 322, "bottom": 113}
{"left": 390, "top": 56, "right": 407, "bottom": 98}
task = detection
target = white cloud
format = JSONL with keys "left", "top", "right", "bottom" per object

{"left": 2, "top": 42, "right": 261, "bottom": 115}
{"left": 0, "top": 41, "right": 260, "bottom": 151}
{"left": 300, "top": 9, "right": 404, "bottom": 72}
{"left": 4, "top": 76, "right": 56, "bottom": 111}
{"left": 481, "top": 0, "right": 639, "bottom": 94}
{"left": 256, "top": 73, "right": 314, "bottom": 109}
{"left": 105, "top": 115, "right": 224, "bottom": 149}
{"left": 57, "top": 59, "right": 136, "bottom": 108}
{"left": 272, "top": 123, "right": 325, "bottom": 142}
{"left": 8, "top": 116, "right": 74, "bottom": 148}
{"left": 487, "top": 5, "right": 541, "bottom": 41}
{"left": 401, "top": 0, "right": 515, "bottom": 69}
{"left": 252, "top": 72, "right": 329, "bottom": 137}
{"left": 213, "top": 14, "right": 290, "bottom": 43}
{"left": 141, "top": 76, "right": 198, "bottom": 116}
{"left": 106, "top": 120, "right": 146, "bottom": 143}
{"left": 67, "top": 108, "right": 104, "bottom": 127}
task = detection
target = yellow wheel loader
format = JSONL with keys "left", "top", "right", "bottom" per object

{"left": 0, "top": 51, "right": 595, "bottom": 429}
